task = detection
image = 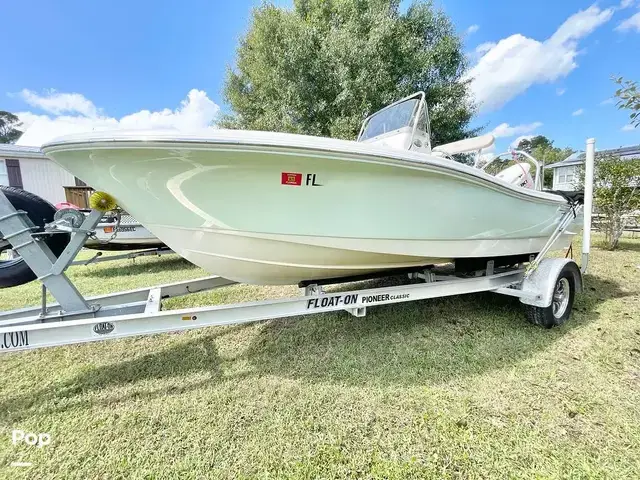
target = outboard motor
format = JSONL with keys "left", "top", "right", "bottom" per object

{"left": 495, "top": 162, "right": 534, "bottom": 189}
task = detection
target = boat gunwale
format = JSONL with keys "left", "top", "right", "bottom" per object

{"left": 42, "top": 133, "right": 569, "bottom": 206}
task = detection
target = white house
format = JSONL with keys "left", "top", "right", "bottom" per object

{"left": 0, "top": 144, "right": 78, "bottom": 205}
{"left": 549, "top": 144, "right": 640, "bottom": 191}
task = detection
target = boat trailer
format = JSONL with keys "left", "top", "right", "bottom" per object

{"left": 70, "top": 246, "right": 175, "bottom": 267}
{"left": 0, "top": 140, "right": 596, "bottom": 353}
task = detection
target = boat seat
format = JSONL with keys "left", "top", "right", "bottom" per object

{"left": 432, "top": 134, "right": 495, "bottom": 155}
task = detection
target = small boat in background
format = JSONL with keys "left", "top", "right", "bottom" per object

{"left": 55, "top": 202, "right": 166, "bottom": 251}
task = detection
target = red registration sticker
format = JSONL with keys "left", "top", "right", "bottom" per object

{"left": 281, "top": 172, "right": 302, "bottom": 186}
{"left": 103, "top": 226, "right": 114, "bottom": 233}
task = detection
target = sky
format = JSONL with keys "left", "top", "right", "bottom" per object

{"left": 2, "top": 0, "right": 640, "bottom": 155}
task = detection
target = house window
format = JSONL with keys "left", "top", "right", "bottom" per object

{"left": 0, "top": 160, "right": 8, "bottom": 186}
{"left": 556, "top": 166, "right": 576, "bottom": 184}
{"left": 3, "top": 159, "right": 22, "bottom": 188}
{"left": 567, "top": 165, "right": 578, "bottom": 184}
{"left": 558, "top": 167, "right": 567, "bottom": 184}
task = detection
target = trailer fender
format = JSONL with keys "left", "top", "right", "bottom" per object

{"left": 519, "top": 258, "right": 583, "bottom": 308}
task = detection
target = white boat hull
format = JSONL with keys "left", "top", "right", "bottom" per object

{"left": 43, "top": 130, "right": 580, "bottom": 285}
{"left": 150, "top": 225, "right": 578, "bottom": 284}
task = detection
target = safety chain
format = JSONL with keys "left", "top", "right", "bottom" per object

{"left": 89, "top": 209, "right": 122, "bottom": 244}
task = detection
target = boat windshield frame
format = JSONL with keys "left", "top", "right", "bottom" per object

{"left": 357, "top": 92, "right": 429, "bottom": 145}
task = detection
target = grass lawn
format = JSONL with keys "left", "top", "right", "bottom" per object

{"left": 0, "top": 235, "right": 639, "bottom": 479}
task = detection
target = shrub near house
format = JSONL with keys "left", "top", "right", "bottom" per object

{"left": 579, "top": 155, "right": 640, "bottom": 250}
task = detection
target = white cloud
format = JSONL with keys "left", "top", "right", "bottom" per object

{"left": 622, "top": 124, "right": 635, "bottom": 131}
{"left": 466, "top": 25, "right": 480, "bottom": 35}
{"left": 15, "top": 89, "right": 220, "bottom": 146}
{"left": 475, "top": 42, "right": 496, "bottom": 55}
{"left": 572, "top": 108, "right": 584, "bottom": 116}
{"left": 483, "top": 143, "right": 496, "bottom": 153}
{"left": 511, "top": 135, "right": 535, "bottom": 148}
{"left": 600, "top": 97, "right": 615, "bottom": 105}
{"left": 619, "top": 0, "right": 634, "bottom": 9}
{"left": 556, "top": 88, "right": 566, "bottom": 96}
{"left": 489, "top": 121, "right": 543, "bottom": 139}
{"left": 19, "top": 89, "right": 99, "bottom": 117}
{"left": 616, "top": 12, "right": 640, "bottom": 32}
{"left": 465, "top": 5, "right": 614, "bottom": 113}
{"left": 16, "top": 113, "right": 118, "bottom": 146}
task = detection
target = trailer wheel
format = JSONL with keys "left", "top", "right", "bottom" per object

{"left": 0, "top": 186, "right": 70, "bottom": 288}
{"left": 525, "top": 266, "right": 576, "bottom": 328}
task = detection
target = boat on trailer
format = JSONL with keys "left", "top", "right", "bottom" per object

{"left": 0, "top": 133, "right": 596, "bottom": 352}
{"left": 41, "top": 92, "right": 582, "bottom": 285}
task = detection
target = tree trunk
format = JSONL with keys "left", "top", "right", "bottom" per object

{"left": 607, "top": 213, "right": 625, "bottom": 250}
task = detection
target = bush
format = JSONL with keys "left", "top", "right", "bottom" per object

{"left": 579, "top": 155, "right": 640, "bottom": 250}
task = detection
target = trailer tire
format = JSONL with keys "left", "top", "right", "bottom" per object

{"left": 0, "top": 186, "right": 70, "bottom": 288}
{"left": 524, "top": 266, "right": 576, "bottom": 328}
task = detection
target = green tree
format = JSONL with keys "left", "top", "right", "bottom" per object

{"left": 517, "top": 136, "right": 553, "bottom": 153}
{"left": 516, "top": 135, "right": 573, "bottom": 188}
{"left": 578, "top": 155, "right": 640, "bottom": 250}
{"left": 221, "top": 0, "right": 476, "bottom": 146}
{"left": 614, "top": 76, "right": 639, "bottom": 128}
{"left": 0, "top": 111, "right": 23, "bottom": 144}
